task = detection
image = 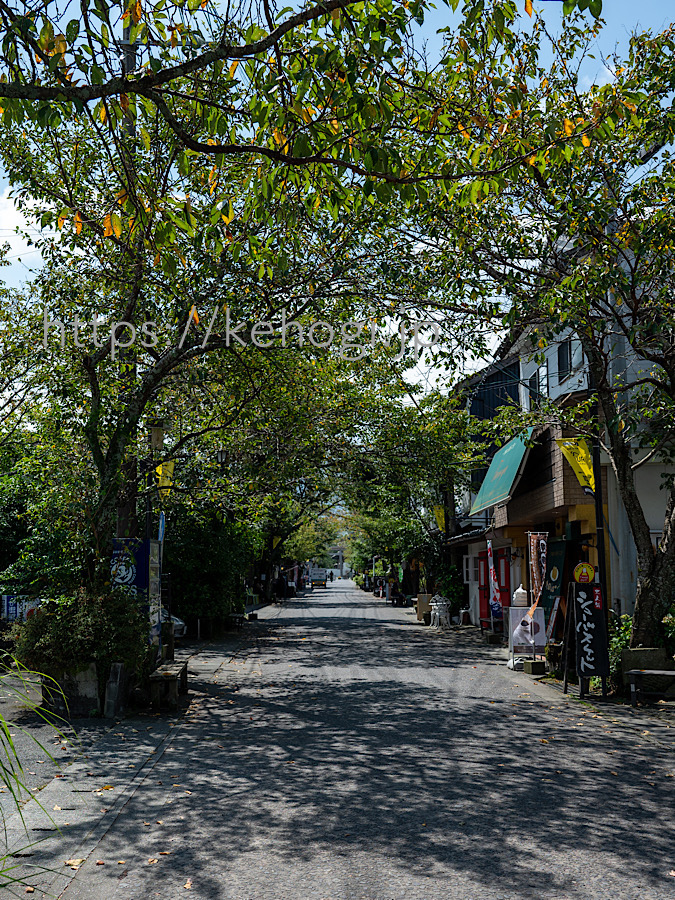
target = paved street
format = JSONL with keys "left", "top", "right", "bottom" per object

{"left": 4, "top": 580, "right": 675, "bottom": 899}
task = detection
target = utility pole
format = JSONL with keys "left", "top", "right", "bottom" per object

{"left": 116, "top": 24, "right": 139, "bottom": 539}
{"left": 588, "top": 367, "right": 609, "bottom": 638}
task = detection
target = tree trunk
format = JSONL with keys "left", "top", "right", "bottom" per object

{"left": 631, "top": 489, "right": 675, "bottom": 647}
{"left": 584, "top": 343, "right": 674, "bottom": 647}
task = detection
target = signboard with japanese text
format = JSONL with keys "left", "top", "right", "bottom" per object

{"left": 574, "top": 584, "right": 609, "bottom": 678}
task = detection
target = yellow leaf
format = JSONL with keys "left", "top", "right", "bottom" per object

{"left": 563, "top": 118, "right": 574, "bottom": 136}
{"left": 221, "top": 200, "right": 234, "bottom": 225}
{"left": 525, "top": 0, "right": 533, "bottom": 16}
{"left": 57, "top": 214, "right": 66, "bottom": 230}
{"left": 148, "top": 858, "right": 159, "bottom": 864}
{"left": 301, "top": 106, "right": 315, "bottom": 124}
{"left": 74, "top": 211, "right": 82, "bottom": 234}
{"left": 229, "top": 60, "right": 239, "bottom": 80}
{"left": 132, "top": 0, "right": 142, "bottom": 24}
{"left": 120, "top": 93, "right": 129, "bottom": 114}
{"left": 100, "top": 104, "right": 106, "bottom": 123}
{"left": 171, "top": 29, "right": 178, "bottom": 49}
{"left": 103, "top": 214, "right": 113, "bottom": 238}
{"left": 111, "top": 213, "right": 122, "bottom": 238}
{"left": 458, "top": 123, "right": 470, "bottom": 140}
{"left": 581, "top": 134, "right": 591, "bottom": 147}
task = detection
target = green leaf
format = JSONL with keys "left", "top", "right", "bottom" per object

{"left": 66, "top": 19, "right": 79, "bottom": 43}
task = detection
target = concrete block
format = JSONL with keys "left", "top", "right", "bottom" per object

{"left": 523, "top": 659, "right": 546, "bottom": 675}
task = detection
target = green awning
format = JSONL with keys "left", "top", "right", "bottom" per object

{"left": 469, "top": 428, "right": 534, "bottom": 516}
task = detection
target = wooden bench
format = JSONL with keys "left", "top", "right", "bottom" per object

{"left": 627, "top": 669, "right": 675, "bottom": 707}
{"left": 149, "top": 660, "right": 188, "bottom": 711}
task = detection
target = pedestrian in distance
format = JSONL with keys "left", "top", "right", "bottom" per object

{"left": 275, "top": 573, "right": 287, "bottom": 605}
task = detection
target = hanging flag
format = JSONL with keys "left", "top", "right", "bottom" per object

{"left": 486, "top": 540, "right": 503, "bottom": 620}
{"left": 528, "top": 532, "right": 548, "bottom": 615}
{"left": 156, "top": 460, "right": 175, "bottom": 499}
{"left": 433, "top": 506, "right": 446, "bottom": 533}
{"left": 556, "top": 438, "right": 595, "bottom": 495}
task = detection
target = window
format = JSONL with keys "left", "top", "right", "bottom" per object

{"left": 528, "top": 371, "right": 540, "bottom": 408}
{"left": 558, "top": 339, "right": 572, "bottom": 383}
{"left": 529, "top": 363, "right": 548, "bottom": 409}
{"left": 463, "top": 556, "right": 481, "bottom": 583}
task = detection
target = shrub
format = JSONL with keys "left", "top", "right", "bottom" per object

{"left": 664, "top": 605, "right": 675, "bottom": 656}
{"left": 12, "top": 588, "right": 149, "bottom": 699}
{"left": 608, "top": 613, "right": 633, "bottom": 691}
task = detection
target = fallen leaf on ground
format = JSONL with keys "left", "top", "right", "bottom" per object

{"left": 117, "top": 861, "right": 126, "bottom": 864}
{"left": 53, "top": 805, "right": 61, "bottom": 811}
{"left": 148, "top": 858, "right": 159, "bottom": 865}
{"left": 65, "top": 859, "right": 85, "bottom": 870}
{"left": 184, "top": 878, "right": 193, "bottom": 889}
{"left": 540, "top": 739, "right": 549, "bottom": 744}
{"left": 101, "top": 785, "right": 114, "bottom": 790}
{"left": 25, "top": 888, "right": 35, "bottom": 894}
{"left": 95, "top": 860, "right": 104, "bottom": 866}
{"left": 159, "top": 851, "right": 171, "bottom": 855}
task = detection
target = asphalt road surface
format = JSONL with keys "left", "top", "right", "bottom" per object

{"left": 13, "top": 580, "right": 675, "bottom": 899}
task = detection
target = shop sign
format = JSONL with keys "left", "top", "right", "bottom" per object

{"left": 573, "top": 562, "right": 595, "bottom": 583}
{"left": 574, "top": 584, "right": 609, "bottom": 677}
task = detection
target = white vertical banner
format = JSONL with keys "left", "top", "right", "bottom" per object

{"left": 486, "top": 540, "right": 503, "bottom": 620}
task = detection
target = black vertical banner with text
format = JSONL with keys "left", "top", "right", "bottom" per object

{"left": 574, "top": 584, "right": 609, "bottom": 678}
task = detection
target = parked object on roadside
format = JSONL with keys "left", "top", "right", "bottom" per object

{"left": 160, "top": 608, "right": 187, "bottom": 638}
{"left": 430, "top": 594, "right": 451, "bottom": 628}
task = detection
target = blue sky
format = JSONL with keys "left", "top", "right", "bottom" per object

{"left": 1, "top": 0, "right": 674, "bottom": 288}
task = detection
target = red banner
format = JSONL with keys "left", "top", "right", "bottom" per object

{"left": 528, "top": 532, "right": 548, "bottom": 613}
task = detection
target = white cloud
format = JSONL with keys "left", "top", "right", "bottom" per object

{"left": 0, "top": 189, "right": 44, "bottom": 289}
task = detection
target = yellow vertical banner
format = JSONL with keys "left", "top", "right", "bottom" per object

{"left": 156, "top": 460, "right": 175, "bottom": 499}
{"left": 433, "top": 506, "right": 446, "bottom": 533}
{"left": 556, "top": 438, "right": 595, "bottom": 495}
